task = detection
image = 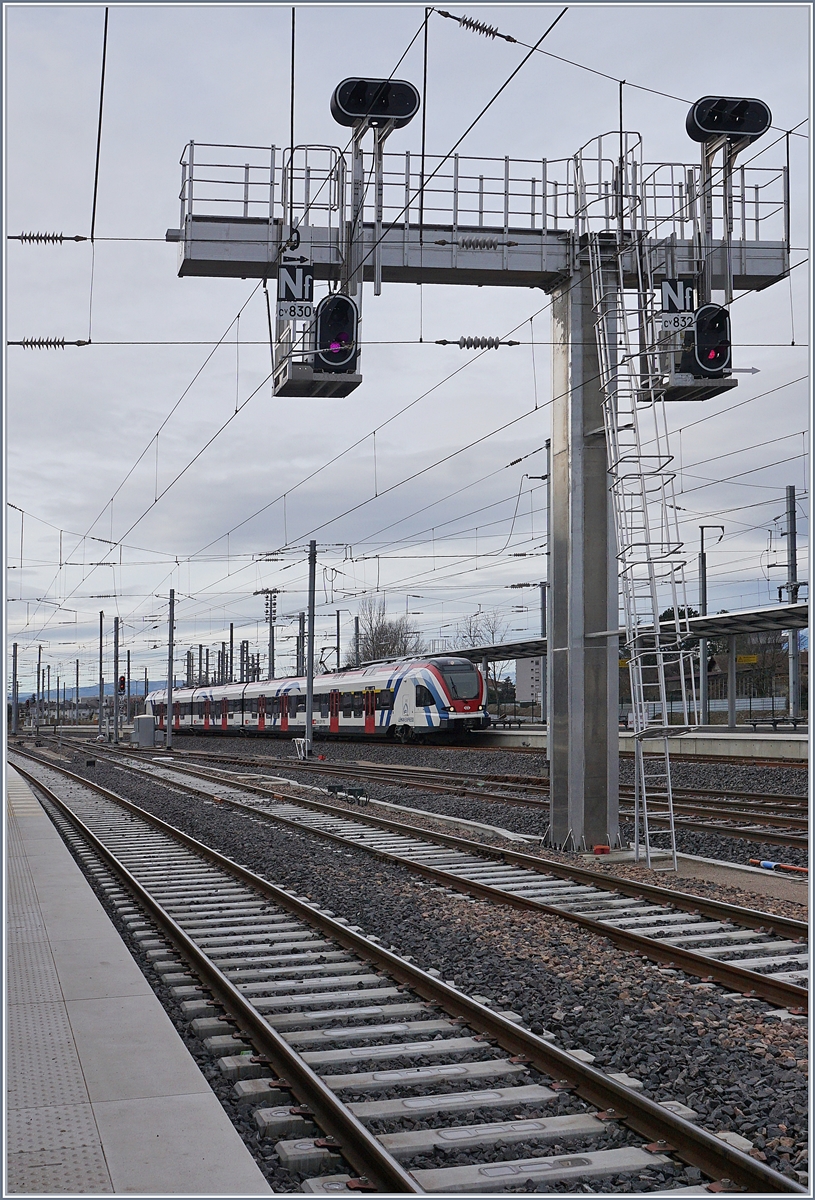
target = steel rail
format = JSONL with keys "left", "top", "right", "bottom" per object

{"left": 13, "top": 762, "right": 423, "bottom": 1195}
{"left": 91, "top": 743, "right": 811, "bottom": 828}
{"left": 12, "top": 756, "right": 805, "bottom": 1195}
{"left": 23, "top": 729, "right": 807, "bottom": 768}
{"left": 628, "top": 805, "right": 808, "bottom": 828}
{"left": 616, "top": 810, "right": 809, "bottom": 848}
{"left": 24, "top": 749, "right": 806, "bottom": 1010}
{"left": 125, "top": 752, "right": 808, "bottom": 939}
{"left": 161, "top": 744, "right": 809, "bottom": 810}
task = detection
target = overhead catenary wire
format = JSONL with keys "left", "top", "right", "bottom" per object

{"left": 15, "top": 14, "right": 806, "bottom": 652}
{"left": 136, "top": 350, "right": 727, "bottom": 616}
{"left": 19, "top": 11, "right": 440, "bottom": 640}
{"left": 19, "top": 288, "right": 267, "bottom": 643}
{"left": 15, "top": 316, "right": 806, "bottom": 648}
{"left": 62, "top": 272, "right": 808, "bottom": 647}
{"left": 435, "top": 7, "right": 809, "bottom": 140}
{"left": 351, "top": 7, "right": 569, "bottom": 286}
{"left": 116, "top": 355, "right": 811, "bottom": 643}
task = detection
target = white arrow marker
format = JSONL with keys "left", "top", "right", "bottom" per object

{"left": 730, "top": 367, "right": 761, "bottom": 374}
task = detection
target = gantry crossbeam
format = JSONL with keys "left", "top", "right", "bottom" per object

{"left": 169, "top": 216, "right": 787, "bottom": 294}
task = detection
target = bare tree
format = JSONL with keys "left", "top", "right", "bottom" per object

{"left": 479, "top": 609, "right": 509, "bottom": 647}
{"left": 479, "top": 609, "right": 511, "bottom": 713}
{"left": 454, "top": 611, "right": 487, "bottom": 649}
{"left": 454, "top": 608, "right": 510, "bottom": 712}
{"left": 345, "top": 596, "right": 425, "bottom": 665}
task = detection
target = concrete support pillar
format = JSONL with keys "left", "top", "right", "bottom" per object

{"left": 549, "top": 266, "right": 619, "bottom": 849}
{"left": 727, "top": 634, "right": 737, "bottom": 729}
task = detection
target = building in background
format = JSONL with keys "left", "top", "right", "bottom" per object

{"left": 516, "top": 658, "right": 543, "bottom": 706}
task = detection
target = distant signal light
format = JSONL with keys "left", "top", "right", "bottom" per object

{"left": 331, "top": 78, "right": 420, "bottom": 128}
{"left": 686, "top": 96, "right": 772, "bottom": 144}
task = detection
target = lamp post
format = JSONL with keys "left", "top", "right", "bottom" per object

{"left": 166, "top": 590, "right": 175, "bottom": 750}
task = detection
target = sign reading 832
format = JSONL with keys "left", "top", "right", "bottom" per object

{"left": 658, "top": 312, "right": 694, "bottom": 332}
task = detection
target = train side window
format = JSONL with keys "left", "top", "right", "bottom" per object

{"left": 352, "top": 691, "right": 364, "bottom": 718}
{"left": 415, "top": 684, "right": 435, "bottom": 707}
{"left": 248, "top": 698, "right": 257, "bottom": 716}
{"left": 197, "top": 701, "right": 205, "bottom": 718}
{"left": 295, "top": 696, "right": 306, "bottom": 714}
{"left": 376, "top": 688, "right": 394, "bottom": 710}
{"left": 319, "top": 694, "right": 330, "bottom": 718}
{"left": 341, "top": 692, "right": 353, "bottom": 716}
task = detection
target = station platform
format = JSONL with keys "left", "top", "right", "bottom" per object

{"left": 6, "top": 765, "right": 272, "bottom": 1196}
{"left": 475, "top": 727, "right": 808, "bottom": 762}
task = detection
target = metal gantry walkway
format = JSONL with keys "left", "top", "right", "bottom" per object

{"left": 168, "top": 135, "right": 788, "bottom": 290}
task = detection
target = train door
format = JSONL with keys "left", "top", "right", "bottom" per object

{"left": 157, "top": 703, "right": 165, "bottom": 731}
{"left": 258, "top": 695, "right": 266, "bottom": 732}
{"left": 204, "top": 698, "right": 210, "bottom": 730}
{"left": 221, "top": 697, "right": 228, "bottom": 730}
{"left": 398, "top": 681, "right": 415, "bottom": 730}
{"left": 364, "top": 688, "right": 376, "bottom": 735}
{"left": 280, "top": 694, "right": 289, "bottom": 732}
{"left": 329, "top": 689, "right": 340, "bottom": 734}
{"left": 173, "top": 701, "right": 180, "bottom": 731}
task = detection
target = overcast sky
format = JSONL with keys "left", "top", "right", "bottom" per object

{"left": 5, "top": 2, "right": 810, "bottom": 696}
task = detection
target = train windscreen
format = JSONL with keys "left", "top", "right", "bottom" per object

{"left": 437, "top": 662, "right": 480, "bottom": 700}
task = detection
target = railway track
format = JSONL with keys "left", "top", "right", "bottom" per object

{"left": 24, "top": 727, "right": 808, "bottom": 771}
{"left": 23, "top": 746, "right": 808, "bottom": 1012}
{"left": 11, "top": 753, "right": 805, "bottom": 1195}
{"left": 149, "top": 744, "right": 809, "bottom": 807}
{"left": 120, "top": 743, "right": 809, "bottom": 849}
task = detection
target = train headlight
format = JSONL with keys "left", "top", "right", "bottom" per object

{"left": 446, "top": 705, "right": 455, "bottom": 713}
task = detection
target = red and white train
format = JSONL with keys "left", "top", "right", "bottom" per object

{"left": 145, "top": 655, "right": 488, "bottom": 740}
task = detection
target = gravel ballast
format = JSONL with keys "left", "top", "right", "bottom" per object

{"left": 47, "top": 748, "right": 808, "bottom": 1188}
{"left": 168, "top": 734, "right": 809, "bottom": 871}
{"left": 162, "top": 730, "right": 808, "bottom": 792}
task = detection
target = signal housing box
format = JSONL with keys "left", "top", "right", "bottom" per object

{"left": 273, "top": 358, "right": 362, "bottom": 398}
{"left": 686, "top": 96, "right": 772, "bottom": 143}
{"left": 331, "top": 78, "right": 420, "bottom": 128}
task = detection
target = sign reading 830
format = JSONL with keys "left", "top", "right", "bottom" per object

{"left": 277, "top": 302, "right": 315, "bottom": 320}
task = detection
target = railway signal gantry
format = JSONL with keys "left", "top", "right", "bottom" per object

{"left": 166, "top": 86, "right": 791, "bottom": 854}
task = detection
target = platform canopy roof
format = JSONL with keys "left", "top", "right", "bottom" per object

{"left": 450, "top": 602, "right": 809, "bottom": 663}
{"left": 683, "top": 602, "right": 808, "bottom": 638}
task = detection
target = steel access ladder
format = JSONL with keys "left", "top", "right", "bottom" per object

{"left": 587, "top": 213, "right": 700, "bottom": 870}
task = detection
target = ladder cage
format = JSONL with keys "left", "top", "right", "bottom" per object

{"left": 585, "top": 135, "right": 712, "bottom": 871}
